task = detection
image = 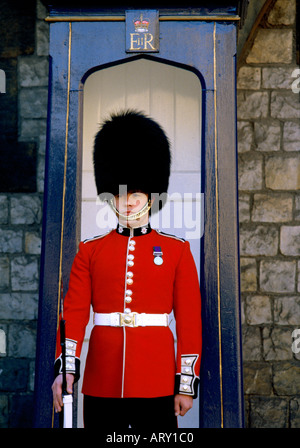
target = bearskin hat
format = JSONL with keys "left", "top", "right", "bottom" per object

{"left": 93, "top": 109, "right": 171, "bottom": 211}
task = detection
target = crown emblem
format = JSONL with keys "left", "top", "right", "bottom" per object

{"left": 134, "top": 14, "right": 149, "bottom": 32}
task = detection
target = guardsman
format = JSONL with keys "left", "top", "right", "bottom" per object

{"left": 52, "top": 110, "right": 202, "bottom": 429}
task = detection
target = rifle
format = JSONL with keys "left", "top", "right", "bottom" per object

{"left": 60, "top": 280, "right": 73, "bottom": 428}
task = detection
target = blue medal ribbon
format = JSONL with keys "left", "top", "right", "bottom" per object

{"left": 153, "top": 246, "right": 163, "bottom": 265}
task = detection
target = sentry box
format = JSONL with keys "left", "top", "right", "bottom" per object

{"left": 34, "top": 1, "right": 246, "bottom": 429}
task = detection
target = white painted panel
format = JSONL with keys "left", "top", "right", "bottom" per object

{"left": 78, "top": 58, "right": 202, "bottom": 428}
{"left": 174, "top": 68, "right": 202, "bottom": 172}
{"left": 81, "top": 171, "right": 97, "bottom": 199}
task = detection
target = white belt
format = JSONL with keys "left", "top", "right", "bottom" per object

{"left": 93, "top": 312, "right": 169, "bottom": 328}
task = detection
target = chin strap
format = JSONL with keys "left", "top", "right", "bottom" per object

{"left": 109, "top": 198, "right": 152, "bottom": 221}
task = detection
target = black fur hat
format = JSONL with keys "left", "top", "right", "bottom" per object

{"left": 93, "top": 109, "right": 171, "bottom": 210}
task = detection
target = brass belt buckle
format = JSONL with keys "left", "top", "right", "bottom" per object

{"left": 119, "top": 312, "right": 138, "bottom": 327}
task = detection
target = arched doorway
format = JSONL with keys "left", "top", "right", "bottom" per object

{"left": 79, "top": 57, "right": 203, "bottom": 428}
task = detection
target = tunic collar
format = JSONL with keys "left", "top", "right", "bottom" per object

{"left": 116, "top": 223, "right": 152, "bottom": 237}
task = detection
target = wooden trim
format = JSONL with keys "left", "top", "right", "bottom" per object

{"left": 45, "top": 15, "right": 240, "bottom": 23}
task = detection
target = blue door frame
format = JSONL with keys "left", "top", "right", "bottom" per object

{"left": 34, "top": 7, "right": 244, "bottom": 428}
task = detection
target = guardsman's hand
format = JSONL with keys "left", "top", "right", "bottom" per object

{"left": 52, "top": 373, "right": 74, "bottom": 413}
{"left": 174, "top": 394, "right": 193, "bottom": 417}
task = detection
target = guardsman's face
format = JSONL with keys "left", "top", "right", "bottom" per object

{"left": 114, "top": 191, "right": 149, "bottom": 227}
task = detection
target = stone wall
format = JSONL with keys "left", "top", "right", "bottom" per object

{"left": 0, "top": 1, "right": 49, "bottom": 427}
{"left": 237, "top": 0, "right": 300, "bottom": 428}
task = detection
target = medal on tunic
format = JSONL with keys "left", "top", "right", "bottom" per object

{"left": 153, "top": 246, "right": 163, "bottom": 265}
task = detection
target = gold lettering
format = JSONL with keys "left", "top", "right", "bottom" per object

{"left": 144, "top": 33, "right": 155, "bottom": 50}
{"left": 130, "top": 33, "right": 141, "bottom": 50}
{"left": 129, "top": 32, "right": 156, "bottom": 52}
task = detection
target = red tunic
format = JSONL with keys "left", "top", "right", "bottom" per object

{"left": 55, "top": 224, "right": 202, "bottom": 399}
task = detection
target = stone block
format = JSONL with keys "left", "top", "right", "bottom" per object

{"left": 0, "top": 229, "right": 23, "bottom": 254}
{"left": 25, "top": 232, "right": 41, "bottom": 254}
{"left": 252, "top": 194, "right": 293, "bottom": 222}
{"left": 271, "top": 92, "right": 300, "bottom": 119}
{"left": 37, "top": 154, "right": 45, "bottom": 193}
{"left": 237, "top": 91, "right": 269, "bottom": 120}
{"left": 249, "top": 397, "right": 288, "bottom": 428}
{"left": 19, "top": 118, "right": 47, "bottom": 141}
{"left": 295, "top": 195, "right": 300, "bottom": 220}
{"left": 273, "top": 362, "right": 300, "bottom": 395}
{"left": 240, "top": 258, "right": 257, "bottom": 292}
{"left": 0, "top": 257, "right": 9, "bottom": 290}
{"left": 254, "top": 121, "right": 281, "bottom": 152}
{"left": 19, "top": 56, "right": 49, "bottom": 87}
{"left": 263, "top": 327, "right": 293, "bottom": 361}
{"left": 274, "top": 296, "right": 300, "bottom": 325}
{"left": 10, "top": 195, "right": 42, "bottom": 225}
{"left": 237, "top": 66, "right": 261, "bottom": 89}
{"left": 11, "top": 256, "right": 38, "bottom": 291}
{"left": 37, "top": 0, "right": 48, "bottom": 20}
{"left": 8, "top": 323, "right": 36, "bottom": 358}
{"left": 246, "top": 29, "right": 293, "bottom": 64}
{"left": 260, "top": 259, "right": 296, "bottom": 293}
{"left": 0, "top": 196, "right": 8, "bottom": 224}
{"left": 237, "top": 121, "right": 254, "bottom": 153}
{"left": 245, "top": 295, "right": 272, "bottom": 325}
{"left": 239, "top": 193, "right": 250, "bottom": 222}
{"left": 290, "top": 398, "right": 300, "bottom": 428}
{"left": 243, "top": 362, "right": 272, "bottom": 395}
{"left": 280, "top": 226, "right": 300, "bottom": 255}
{"left": 240, "top": 225, "right": 278, "bottom": 256}
{"left": 283, "top": 122, "right": 300, "bottom": 152}
{"left": 262, "top": 66, "right": 300, "bottom": 90}
{"left": 265, "top": 156, "right": 300, "bottom": 190}
{"left": 242, "top": 326, "right": 262, "bottom": 361}
{"left": 19, "top": 87, "right": 48, "bottom": 119}
{"left": 36, "top": 20, "right": 49, "bottom": 57}
{"left": 38, "top": 134, "right": 47, "bottom": 156}
{"left": 0, "top": 293, "right": 38, "bottom": 320}
{"left": 267, "top": 0, "right": 296, "bottom": 25}
{"left": 238, "top": 154, "right": 263, "bottom": 190}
